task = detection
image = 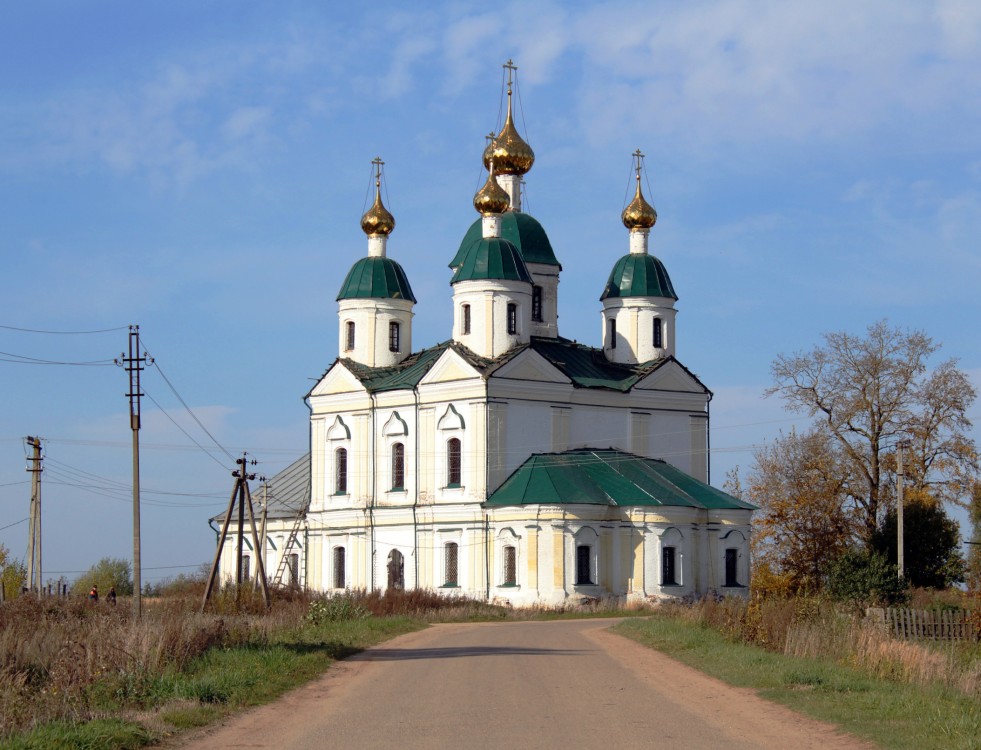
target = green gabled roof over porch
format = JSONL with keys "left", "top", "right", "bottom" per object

{"left": 484, "top": 449, "right": 754, "bottom": 510}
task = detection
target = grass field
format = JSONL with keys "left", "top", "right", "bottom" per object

{"left": 615, "top": 611, "right": 981, "bottom": 750}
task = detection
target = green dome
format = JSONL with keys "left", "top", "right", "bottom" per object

{"left": 450, "top": 212, "right": 561, "bottom": 270}
{"left": 450, "top": 237, "right": 533, "bottom": 284}
{"left": 337, "top": 257, "right": 416, "bottom": 302}
{"left": 600, "top": 254, "right": 677, "bottom": 301}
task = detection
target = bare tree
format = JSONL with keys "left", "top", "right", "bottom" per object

{"left": 767, "top": 320, "right": 977, "bottom": 539}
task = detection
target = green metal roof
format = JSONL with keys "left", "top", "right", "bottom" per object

{"left": 600, "top": 254, "right": 677, "bottom": 301}
{"left": 337, "top": 256, "right": 416, "bottom": 302}
{"left": 485, "top": 450, "right": 755, "bottom": 510}
{"left": 450, "top": 212, "right": 561, "bottom": 269}
{"left": 450, "top": 237, "right": 533, "bottom": 284}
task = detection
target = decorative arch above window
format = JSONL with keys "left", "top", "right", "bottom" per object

{"left": 382, "top": 411, "right": 408, "bottom": 437}
{"left": 326, "top": 415, "right": 351, "bottom": 441}
{"left": 437, "top": 404, "right": 465, "bottom": 431}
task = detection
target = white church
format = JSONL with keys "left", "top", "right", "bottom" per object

{"left": 216, "top": 65, "right": 754, "bottom": 605}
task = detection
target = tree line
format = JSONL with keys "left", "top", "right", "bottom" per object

{"left": 730, "top": 320, "right": 980, "bottom": 603}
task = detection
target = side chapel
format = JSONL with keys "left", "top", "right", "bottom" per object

{"left": 217, "top": 63, "right": 754, "bottom": 605}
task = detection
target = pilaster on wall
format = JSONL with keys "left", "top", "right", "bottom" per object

{"left": 552, "top": 524, "right": 565, "bottom": 594}
{"left": 526, "top": 525, "right": 539, "bottom": 591}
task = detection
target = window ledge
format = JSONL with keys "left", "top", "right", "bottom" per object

{"left": 442, "top": 484, "right": 463, "bottom": 491}
{"left": 497, "top": 583, "right": 519, "bottom": 589}
{"left": 331, "top": 492, "right": 349, "bottom": 498}
{"left": 440, "top": 584, "right": 460, "bottom": 589}
{"left": 388, "top": 487, "right": 407, "bottom": 494}
{"left": 660, "top": 583, "right": 683, "bottom": 588}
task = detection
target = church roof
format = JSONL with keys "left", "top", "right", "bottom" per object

{"left": 337, "top": 256, "right": 416, "bottom": 302}
{"left": 600, "top": 253, "right": 677, "bottom": 301}
{"left": 321, "top": 336, "right": 708, "bottom": 395}
{"left": 451, "top": 212, "right": 561, "bottom": 269}
{"left": 485, "top": 449, "right": 753, "bottom": 510}
{"left": 450, "top": 237, "right": 533, "bottom": 284}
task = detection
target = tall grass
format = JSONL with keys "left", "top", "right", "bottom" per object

{"left": 655, "top": 593, "right": 981, "bottom": 698}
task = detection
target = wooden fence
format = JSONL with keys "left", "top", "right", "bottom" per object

{"left": 866, "top": 607, "right": 979, "bottom": 641}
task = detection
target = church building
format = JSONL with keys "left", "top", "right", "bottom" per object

{"left": 216, "top": 65, "right": 754, "bottom": 605}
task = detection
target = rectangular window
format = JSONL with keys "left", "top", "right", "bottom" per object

{"left": 335, "top": 447, "right": 348, "bottom": 494}
{"left": 507, "top": 303, "right": 517, "bottom": 335}
{"left": 444, "top": 542, "right": 459, "bottom": 586}
{"left": 725, "top": 548, "right": 739, "bottom": 587}
{"left": 653, "top": 318, "right": 663, "bottom": 348}
{"left": 345, "top": 321, "right": 355, "bottom": 351}
{"left": 662, "top": 546, "right": 677, "bottom": 585}
{"left": 240, "top": 554, "right": 250, "bottom": 582}
{"left": 531, "top": 286, "right": 543, "bottom": 322}
{"left": 608, "top": 318, "right": 616, "bottom": 349}
{"left": 288, "top": 553, "right": 299, "bottom": 586}
{"left": 462, "top": 304, "right": 471, "bottom": 335}
{"left": 446, "top": 438, "right": 461, "bottom": 486}
{"left": 503, "top": 545, "right": 517, "bottom": 585}
{"left": 389, "top": 321, "right": 400, "bottom": 352}
{"left": 575, "top": 545, "right": 593, "bottom": 585}
{"left": 391, "top": 442, "right": 405, "bottom": 489}
{"left": 333, "top": 547, "right": 346, "bottom": 589}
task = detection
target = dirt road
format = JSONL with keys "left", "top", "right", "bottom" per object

{"left": 177, "top": 619, "right": 874, "bottom": 749}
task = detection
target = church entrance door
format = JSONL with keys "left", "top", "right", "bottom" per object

{"left": 387, "top": 549, "right": 404, "bottom": 590}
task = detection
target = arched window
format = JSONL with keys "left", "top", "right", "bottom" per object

{"left": 608, "top": 318, "right": 617, "bottom": 349}
{"left": 446, "top": 437, "right": 461, "bottom": 486}
{"left": 345, "top": 321, "right": 355, "bottom": 351}
{"left": 503, "top": 545, "right": 517, "bottom": 585}
{"left": 389, "top": 321, "right": 400, "bottom": 352}
{"left": 653, "top": 318, "right": 663, "bottom": 348}
{"left": 444, "top": 542, "right": 459, "bottom": 586}
{"left": 391, "top": 442, "right": 405, "bottom": 489}
{"left": 288, "top": 553, "right": 299, "bottom": 586}
{"left": 462, "top": 304, "right": 471, "bottom": 335}
{"left": 575, "top": 545, "right": 593, "bottom": 585}
{"left": 335, "top": 447, "right": 348, "bottom": 494}
{"left": 240, "top": 554, "right": 251, "bottom": 582}
{"left": 507, "top": 303, "right": 517, "bottom": 335}
{"left": 531, "top": 286, "right": 543, "bottom": 322}
{"left": 388, "top": 549, "right": 404, "bottom": 590}
{"left": 332, "top": 547, "right": 346, "bottom": 589}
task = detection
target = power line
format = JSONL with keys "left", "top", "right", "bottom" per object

{"left": 0, "top": 350, "right": 116, "bottom": 366}
{"left": 142, "top": 388, "right": 232, "bottom": 471}
{"left": 0, "top": 324, "right": 128, "bottom": 334}
{"left": 0, "top": 517, "right": 29, "bottom": 532}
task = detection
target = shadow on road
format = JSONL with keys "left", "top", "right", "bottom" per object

{"left": 352, "top": 645, "right": 590, "bottom": 661}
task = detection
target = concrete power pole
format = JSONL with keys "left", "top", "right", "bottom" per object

{"left": 25, "top": 436, "right": 43, "bottom": 594}
{"left": 116, "top": 325, "right": 152, "bottom": 619}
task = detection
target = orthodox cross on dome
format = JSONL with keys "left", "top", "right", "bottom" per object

{"left": 632, "top": 148, "right": 645, "bottom": 180}
{"left": 371, "top": 155, "right": 385, "bottom": 187}
{"left": 504, "top": 58, "right": 518, "bottom": 92}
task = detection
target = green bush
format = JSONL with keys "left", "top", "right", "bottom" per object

{"left": 306, "top": 596, "right": 371, "bottom": 624}
{"left": 826, "top": 549, "right": 909, "bottom": 607}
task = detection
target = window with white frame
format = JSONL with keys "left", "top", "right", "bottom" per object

{"left": 662, "top": 546, "right": 678, "bottom": 585}
{"left": 506, "top": 303, "right": 517, "bottom": 335}
{"left": 389, "top": 321, "right": 400, "bottom": 352}
{"left": 608, "top": 318, "right": 616, "bottom": 349}
{"left": 345, "top": 321, "right": 355, "bottom": 351}
{"left": 653, "top": 317, "right": 663, "bottom": 348}
{"left": 462, "top": 303, "right": 471, "bottom": 335}
{"left": 531, "top": 286, "right": 543, "bottom": 322}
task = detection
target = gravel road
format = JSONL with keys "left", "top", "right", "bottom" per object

{"left": 176, "top": 618, "right": 875, "bottom": 750}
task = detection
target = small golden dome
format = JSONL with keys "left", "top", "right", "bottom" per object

{"left": 622, "top": 173, "right": 657, "bottom": 230}
{"left": 473, "top": 160, "right": 511, "bottom": 215}
{"left": 482, "top": 87, "right": 535, "bottom": 176}
{"left": 361, "top": 176, "right": 395, "bottom": 237}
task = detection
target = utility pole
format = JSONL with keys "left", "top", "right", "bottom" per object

{"left": 116, "top": 325, "right": 152, "bottom": 619}
{"left": 257, "top": 479, "right": 268, "bottom": 590}
{"left": 201, "top": 455, "right": 270, "bottom": 611}
{"left": 897, "top": 439, "right": 909, "bottom": 580}
{"left": 25, "top": 436, "right": 43, "bottom": 594}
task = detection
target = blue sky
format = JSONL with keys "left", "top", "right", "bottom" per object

{"left": 2, "top": 1, "right": 979, "bottom": 585}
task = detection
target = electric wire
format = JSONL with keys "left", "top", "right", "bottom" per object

{"left": 0, "top": 350, "right": 116, "bottom": 366}
{"left": 0, "top": 324, "right": 128, "bottom": 334}
{"left": 0, "top": 518, "right": 29, "bottom": 532}
{"left": 142, "top": 388, "right": 231, "bottom": 471}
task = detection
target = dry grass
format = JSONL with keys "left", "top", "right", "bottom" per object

{"left": 659, "top": 592, "right": 981, "bottom": 699}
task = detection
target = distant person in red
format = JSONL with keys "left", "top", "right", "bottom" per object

{"left": 107, "top": 586, "right": 117, "bottom": 605}
{"left": 88, "top": 585, "right": 98, "bottom": 603}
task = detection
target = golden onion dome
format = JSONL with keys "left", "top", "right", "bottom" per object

{"left": 621, "top": 173, "right": 657, "bottom": 230}
{"left": 360, "top": 179, "right": 395, "bottom": 237}
{"left": 473, "top": 161, "right": 511, "bottom": 215}
{"left": 482, "top": 89, "right": 535, "bottom": 176}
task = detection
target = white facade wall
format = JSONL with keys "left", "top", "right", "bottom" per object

{"left": 451, "top": 279, "right": 532, "bottom": 358}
